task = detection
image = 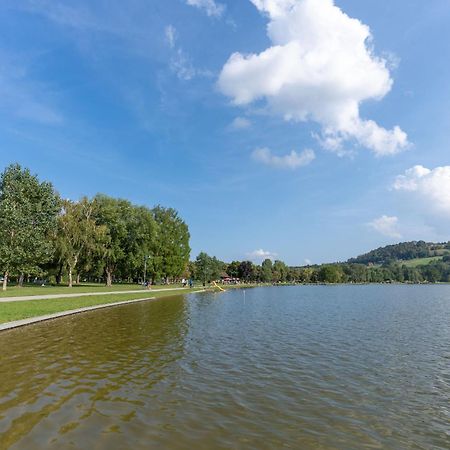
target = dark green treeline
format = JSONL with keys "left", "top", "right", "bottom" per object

{"left": 0, "top": 164, "right": 190, "bottom": 290}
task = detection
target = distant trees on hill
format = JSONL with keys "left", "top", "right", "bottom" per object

{"left": 349, "top": 241, "right": 450, "bottom": 265}
{"left": 0, "top": 164, "right": 190, "bottom": 290}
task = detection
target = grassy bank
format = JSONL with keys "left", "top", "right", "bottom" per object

{"left": 0, "top": 288, "right": 204, "bottom": 324}
{"left": 0, "top": 283, "right": 184, "bottom": 298}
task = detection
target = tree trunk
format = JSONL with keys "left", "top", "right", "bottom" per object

{"left": 68, "top": 267, "right": 73, "bottom": 288}
{"left": 76, "top": 274, "right": 80, "bottom": 284}
{"left": 2, "top": 272, "right": 8, "bottom": 291}
{"left": 18, "top": 273, "right": 24, "bottom": 287}
{"left": 106, "top": 268, "right": 113, "bottom": 287}
{"left": 56, "top": 263, "right": 63, "bottom": 285}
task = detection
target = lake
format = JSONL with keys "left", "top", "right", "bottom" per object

{"left": 0, "top": 285, "right": 449, "bottom": 449}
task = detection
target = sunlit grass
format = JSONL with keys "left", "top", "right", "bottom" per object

{"left": 0, "top": 289, "right": 204, "bottom": 324}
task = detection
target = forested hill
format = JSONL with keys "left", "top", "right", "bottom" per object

{"left": 348, "top": 241, "right": 450, "bottom": 265}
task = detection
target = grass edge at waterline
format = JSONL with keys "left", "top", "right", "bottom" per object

{"left": 0, "top": 289, "right": 206, "bottom": 326}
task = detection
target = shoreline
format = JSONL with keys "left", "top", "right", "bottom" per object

{"left": 1, "top": 282, "right": 448, "bottom": 332}
{"left": 0, "top": 296, "right": 159, "bottom": 332}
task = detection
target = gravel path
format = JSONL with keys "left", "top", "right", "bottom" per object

{"left": 0, "top": 287, "right": 189, "bottom": 303}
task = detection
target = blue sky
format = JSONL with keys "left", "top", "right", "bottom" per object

{"left": 1, "top": 0, "right": 450, "bottom": 265}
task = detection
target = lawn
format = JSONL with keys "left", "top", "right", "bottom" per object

{"left": 0, "top": 282, "right": 183, "bottom": 298}
{"left": 401, "top": 256, "right": 444, "bottom": 267}
{"left": 0, "top": 288, "right": 204, "bottom": 324}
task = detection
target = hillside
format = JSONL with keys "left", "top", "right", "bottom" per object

{"left": 348, "top": 241, "right": 450, "bottom": 266}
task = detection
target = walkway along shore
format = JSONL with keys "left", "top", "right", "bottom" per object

{"left": 0, "top": 287, "right": 189, "bottom": 303}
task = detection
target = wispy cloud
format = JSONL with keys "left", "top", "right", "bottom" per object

{"left": 247, "top": 248, "right": 277, "bottom": 262}
{"left": 164, "top": 25, "right": 213, "bottom": 81}
{"left": 228, "top": 116, "right": 251, "bottom": 131}
{"left": 252, "top": 147, "right": 315, "bottom": 170}
{"left": 186, "top": 0, "right": 225, "bottom": 17}
{"left": 368, "top": 215, "right": 402, "bottom": 239}
{"left": 165, "top": 25, "right": 177, "bottom": 49}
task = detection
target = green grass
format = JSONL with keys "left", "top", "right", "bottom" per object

{"left": 0, "top": 282, "right": 183, "bottom": 298}
{"left": 0, "top": 288, "right": 204, "bottom": 324}
{"left": 401, "top": 256, "right": 444, "bottom": 267}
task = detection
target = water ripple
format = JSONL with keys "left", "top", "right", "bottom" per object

{"left": 0, "top": 286, "right": 449, "bottom": 449}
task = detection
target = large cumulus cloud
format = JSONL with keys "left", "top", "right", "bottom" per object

{"left": 218, "top": 0, "right": 408, "bottom": 156}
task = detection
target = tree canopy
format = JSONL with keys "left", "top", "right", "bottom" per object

{"left": 0, "top": 164, "right": 60, "bottom": 290}
{"left": 0, "top": 164, "right": 191, "bottom": 289}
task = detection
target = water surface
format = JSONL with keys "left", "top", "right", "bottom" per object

{"left": 0, "top": 285, "right": 449, "bottom": 449}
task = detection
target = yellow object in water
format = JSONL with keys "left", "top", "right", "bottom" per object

{"left": 212, "top": 281, "right": 225, "bottom": 292}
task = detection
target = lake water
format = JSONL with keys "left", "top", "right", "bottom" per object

{"left": 0, "top": 285, "right": 449, "bottom": 449}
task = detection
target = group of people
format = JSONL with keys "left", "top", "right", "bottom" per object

{"left": 181, "top": 278, "right": 194, "bottom": 288}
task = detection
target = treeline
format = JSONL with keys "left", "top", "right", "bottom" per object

{"left": 349, "top": 241, "right": 450, "bottom": 265}
{"left": 191, "top": 253, "right": 450, "bottom": 284}
{"left": 0, "top": 164, "right": 190, "bottom": 290}
{"left": 190, "top": 253, "right": 291, "bottom": 284}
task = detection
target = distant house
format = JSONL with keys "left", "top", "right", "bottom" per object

{"left": 220, "top": 272, "right": 240, "bottom": 284}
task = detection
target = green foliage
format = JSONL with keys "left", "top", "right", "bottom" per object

{"left": 150, "top": 206, "right": 190, "bottom": 282}
{"left": 238, "top": 261, "right": 255, "bottom": 282}
{"left": 194, "top": 252, "right": 224, "bottom": 283}
{"left": 0, "top": 164, "right": 191, "bottom": 288}
{"left": 261, "top": 259, "right": 273, "bottom": 282}
{"left": 56, "top": 198, "right": 108, "bottom": 287}
{"left": 318, "top": 265, "right": 344, "bottom": 283}
{"left": 349, "top": 241, "right": 449, "bottom": 265}
{"left": 0, "top": 164, "right": 60, "bottom": 289}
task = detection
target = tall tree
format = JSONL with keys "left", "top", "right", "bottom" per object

{"left": 57, "top": 198, "right": 107, "bottom": 287}
{"left": 195, "top": 252, "right": 213, "bottom": 284}
{"left": 261, "top": 258, "right": 273, "bottom": 282}
{"left": 0, "top": 164, "right": 60, "bottom": 290}
{"left": 238, "top": 261, "right": 255, "bottom": 282}
{"left": 150, "top": 206, "right": 190, "bottom": 282}
{"left": 92, "top": 195, "right": 132, "bottom": 286}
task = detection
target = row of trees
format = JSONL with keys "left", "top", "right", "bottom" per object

{"left": 0, "top": 164, "right": 190, "bottom": 290}
{"left": 189, "top": 252, "right": 450, "bottom": 285}
{"left": 349, "top": 240, "right": 450, "bottom": 265}
{"left": 189, "top": 253, "right": 291, "bottom": 284}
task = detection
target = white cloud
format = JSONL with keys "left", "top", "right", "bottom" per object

{"left": 164, "top": 26, "right": 212, "bottom": 81}
{"left": 186, "top": 0, "right": 225, "bottom": 17}
{"left": 165, "top": 25, "right": 177, "bottom": 49}
{"left": 247, "top": 248, "right": 277, "bottom": 261}
{"left": 304, "top": 258, "right": 312, "bottom": 265}
{"left": 393, "top": 165, "right": 450, "bottom": 217}
{"left": 229, "top": 116, "right": 252, "bottom": 130}
{"left": 218, "top": 0, "right": 408, "bottom": 156}
{"left": 368, "top": 215, "right": 402, "bottom": 239}
{"left": 252, "top": 147, "right": 315, "bottom": 169}
{"left": 169, "top": 49, "right": 197, "bottom": 80}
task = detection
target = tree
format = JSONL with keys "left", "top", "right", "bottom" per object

{"left": 273, "top": 260, "right": 288, "bottom": 282}
{"left": 195, "top": 252, "right": 213, "bottom": 284}
{"left": 56, "top": 198, "right": 107, "bottom": 287}
{"left": 261, "top": 258, "right": 273, "bottom": 282}
{"left": 318, "top": 265, "right": 344, "bottom": 283}
{"left": 93, "top": 195, "right": 133, "bottom": 286}
{"left": 227, "top": 261, "right": 240, "bottom": 278}
{"left": 150, "top": 206, "right": 190, "bottom": 282}
{"left": 0, "top": 164, "right": 60, "bottom": 290}
{"left": 117, "top": 205, "right": 156, "bottom": 282}
{"left": 238, "top": 261, "right": 255, "bottom": 282}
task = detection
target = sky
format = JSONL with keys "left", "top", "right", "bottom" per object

{"left": 1, "top": 0, "right": 450, "bottom": 265}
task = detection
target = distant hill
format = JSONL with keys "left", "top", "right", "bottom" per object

{"left": 348, "top": 241, "right": 450, "bottom": 265}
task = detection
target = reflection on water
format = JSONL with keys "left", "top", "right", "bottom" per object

{"left": 0, "top": 286, "right": 449, "bottom": 449}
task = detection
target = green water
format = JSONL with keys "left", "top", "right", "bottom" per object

{"left": 0, "top": 285, "right": 449, "bottom": 449}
